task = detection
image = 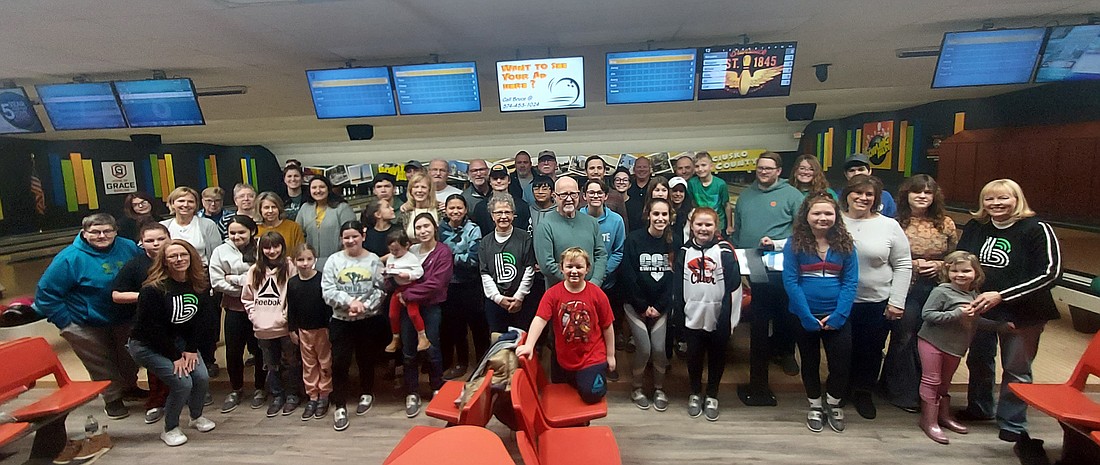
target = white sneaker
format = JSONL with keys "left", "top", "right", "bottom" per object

{"left": 187, "top": 416, "right": 216, "bottom": 432}
{"left": 161, "top": 427, "right": 188, "bottom": 446}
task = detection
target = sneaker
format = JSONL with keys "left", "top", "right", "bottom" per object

{"left": 774, "top": 354, "right": 800, "bottom": 377}
{"left": 356, "top": 394, "right": 374, "bottom": 416}
{"left": 852, "top": 391, "right": 876, "bottom": 420}
{"left": 687, "top": 394, "right": 703, "bottom": 418}
{"left": 405, "top": 394, "right": 421, "bottom": 418}
{"left": 333, "top": 407, "right": 349, "bottom": 431}
{"left": 806, "top": 407, "right": 825, "bottom": 433}
{"left": 104, "top": 400, "right": 129, "bottom": 420}
{"left": 443, "top": 365, "right": 468, "bottom": 380}
{"left": 221, "top": 391, "right": 242, "bottom": 414}
{"left": 282, "top": 395, "right": 300, "bottom": 415}
{"left": 631, "top": 389, "right": 650, "bottom": 410}
{"left": 653, "top": 390, "right": 669, "bottom": 412}
{"left": 160, "top": 427, "right": 188, "bottom": 447}
{"left": 144, "top": 407, "right": 164, "bottom": 424}
{"left": 52, "top": 439, "right": 84, "bottom": 465}
{"left": 703, "top": 397, "right": 720, "bottom": 422}
{"left": 187, "top": 416, "right": 216, "bottom": 433}
{"left": 267, "top": 397, "right": 285, "bottom": 417}
{"left": 123, "top": 386, "right": 150, "bottom": 401}
{"left": 826, "top": 404, "right": 846, "bottom": 432}
{"left": 207, "top": 363, "right": 220, "bottom": 378}
{"left": 314, "top": 398, "right": 330, "bottom": 419}
{"left": 301, "top": 400, "right": 317, "bottom": 421}
{"left": 250, "top": 389, "right": 267, "bottom": 409}
{"left": 607, "top": 370, "right": 620, "bottom": 382}
{"left": 203, "top": 392, "right": 214, "bottom": 407}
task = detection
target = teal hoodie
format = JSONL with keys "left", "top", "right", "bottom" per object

{"left": 732, "top": 178, "right": 804, "bottom": 249}
{"left": 35, "top": 234, "right": 142, "bottom": 329}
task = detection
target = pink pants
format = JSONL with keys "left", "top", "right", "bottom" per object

{"left": 298, "top": 328, "right": 333, "bottom": 400}
{"left": 917, "top": 337, "right": 962, "bottom": 403}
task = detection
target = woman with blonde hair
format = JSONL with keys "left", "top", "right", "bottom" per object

{"left": 399, "top": 173, "right": 440, "bottom": 241}
{"left": 956, "top": 179, "right": 1061, "bottom": 443}
{"left": 161, "top": 186, "right": 222, "bottom": 265}
{"left": 790, "top": 154, "right": 838, "bottom": 199}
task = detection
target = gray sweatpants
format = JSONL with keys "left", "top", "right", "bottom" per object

{"left": 623, "top": 307, "right": 668, "bottom": 390}
{"left": 60, "top": 323, "right": 140, "bottom": 404}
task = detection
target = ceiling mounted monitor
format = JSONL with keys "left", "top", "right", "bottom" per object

{"left": 306, "top": 67, "right": 397, "bottom": 119}
{"left": 35, "top": 82, "right": 127, "bottom": 130}
{"left": 931, "top": 28, "right": 1047, "bottom": 88}
{"left": 0, "top": 87, "right": 45, "bottom": 134}
{"left": 391, "top": 62, "right": 481, "bottom": 115}
{"left": 697, "top": 42, "right": 796, "bottom": 99}
{"left": 496, "top": 56, "right": 585, "bottom": 112}
{"left": 606, "top": 48, "right": 697, "bottom": 105}
{"left": 114, "top": 78, "right": 205, "bottom": 128}
{"left": 1035, "top": 24, "right": 1100, "bottom": 82}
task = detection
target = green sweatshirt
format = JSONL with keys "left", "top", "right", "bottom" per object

{"left": 732, "top": 178, "right": 803, "bottom": 249}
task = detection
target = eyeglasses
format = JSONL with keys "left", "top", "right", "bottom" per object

{"left": 613, "top": 178, "right": 630, "bottom": 184}
{"left": 491, "top": 210, "right": 514, "bottom": 218}
{"left": 556, "top": 192, "right": 580, "bottom": 199}
{"left": 533, "top": 185, "right": 552, "bottom": 191}
{"left": 132, "top": 200, "right": 150, "bottom": 207}
{"left": 85, "top": 228, "right": 117, "bottom": 237}
{"left": 585, "top": 191, "right": 605, "bottom": 197}
{"left": 165, "top": 253, "right": 189, "bottom": 262}
{"left": 756, "top": 166, "right": 779, "bottom": 173}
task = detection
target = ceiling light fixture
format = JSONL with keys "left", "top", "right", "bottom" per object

{"left": 195, "top": 85, "right": 247, "bottom": 97}
{"left": 896, "top": 47, "right": 940, "bottom": 58}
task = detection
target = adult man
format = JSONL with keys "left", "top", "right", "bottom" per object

{"left": 674, "top": 154, "right": 696, "bottom": 180}
{"left": 510, "top": 151, "right": 535, "bottom": 206}
{"left": 528, "top": 174, "right": 557, "bottom": 234}
{"left": 731, "top": 152, "right": 805, "bottom": 407}
{"left": 462, "top": 159, "right": 492, "bottom": 213}
{"left": 428, "top": 158, "right": 462, "bottom": 204}
{"left": 624, "top": 156, "right": 653, "bottom": 232}
{"left": 534, "top": 177, "right": 608, "bottom": 288}
{"left": 198, "top": 186, "right": 231, "bottom": 240}
{"left": 472, "top": 164, "right": 530, "bottom": 236}
{"left": 35, "top": 213, "right": 143, "bottom": 419}
{"left": 844, "top": 153, "right": 897, "bottom": 217}
{"left": 372, "top": 172, "right": 404, "bottom": 212}
{"left": 281, "top": 164, "right": 306, "bottom": 221}
{"left": 536, "top": 150, "right": 559, "bottom": 178}
{"left": 404, "top": 160, "right": 424, "bottom": 179}
{"left": 585, "top": 155, "right": 607, "bottom": 182}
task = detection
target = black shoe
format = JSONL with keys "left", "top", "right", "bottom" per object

{"left": 206, "top": 363, "right": 220, "bottom": 378}
{"left": 314, "top": 399, "right": 330, "bottom": 419}
{"left": 607, "top": 370, "right": 620, "bottom": 382}
{"left": 267, "top": 397, "right": 285, "bottom": 418}
{"left": 443, "top": 365, "right": 467, "bottom": 380}
{"left": 773, "top": 354, "right": 800, "bottom": 377}
{"left": 737, "top": 385, "right": 777, "bottom": 407}
{"left": 999, "top": 429, "right": 1030, "bottom": 443}
{"left": 282, "top": 395, "right": 300, "bottom": 415}
{"left": 250, "top": 390, "right": 267, "bottom": 409}
{"left": 301, "top": 400, "right": 317, "bottom": 421}
{"left": 852, "top": 391, "right": 876, "bottom": 419}
{"left": 1013, "top": 437, "right": 1050, "bottom": 465}
{"left": 244, "top": 357, "right": 256, "bottom": 367}
{"left": 622, "top": 336, "right": 636, "bottom": 354}
{"left": 956, "top": 407, "right": 995, "bottom": 422}
{"left": 123, "top": 387, "right": 150, "bottom": 401}
{"left": 104, "top": 399, "right": 130, "bottom": 420}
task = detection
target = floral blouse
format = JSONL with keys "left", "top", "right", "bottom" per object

{"left": 903, "top": 216, "right": 957, "bottom": 260}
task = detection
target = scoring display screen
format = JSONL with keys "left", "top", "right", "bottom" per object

{"left": 1035, "top": 24, "right": 1100, "bottom": 82}
{"left": 114, "top": 78, "right": 205, "bottom": 128}
{"left": 932, "top": 28, "right": 1046, "bottom": 88}
{"left": 36, "top": 82, "right": 127, "bottom": 130}
{"left": 307, "top": 67, "right": 397, "bottom": 119}
{"left": 391, "top": 62, "right": 481, "bottom": 115}
{"left": 606, "top": 49, "right": 697, "bottom": 104}
{"left": 697, "top": 42, "right": 796, "bottom": 99}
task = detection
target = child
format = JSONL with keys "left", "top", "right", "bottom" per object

{"left": 287, "top": 243, "right": 334, "bottom": 421}
{"left": 782, "top": 194, "right": 858, "bottom": 434}
{"left": 384, "top": 230, "right": 427, "bottom": 353}
{"left": 917, "top": 251, "right": 1001, "bottom": 444}
{"left": 241, "top": 231, "right": 304, "bottom": 418}
{"left": 686, "top": 152, "right": 732, "bottom": 236}
{"left": 673, "top": 207, "right": 742, "bottom": 422}
{"left": 515, "top": 247, "right": 615, "bottom": 404}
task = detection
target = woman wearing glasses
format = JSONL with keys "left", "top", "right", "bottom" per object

{"left": 119, "top": 191, "right": 162, "bottom": 241}
{"left": 479, "top": 194, "right": 537, "bottom": 333}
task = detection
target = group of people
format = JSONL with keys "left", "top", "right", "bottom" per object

{"left": 31, "top": 149, "right": 1060, "bottom": 451}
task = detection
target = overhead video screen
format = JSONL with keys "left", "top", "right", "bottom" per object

{"left": 697, "top": 42, "right": 796, "bottom": 99}
{"left": 1035, "top": 24, "right": 1100, "bottom": 82}
{"left": 496, "top": 56, "right": 585, "bottom": 112}
{"left": 0, "top": 87, "right": 45, "bottom": 134}
{"left": 306, "top": 67, "right": 397, "bottom": 119}
{"left": 36, "top": 82, "right": 127, "bottom": 130}
{"left": 932, "top": 28, "right": 1046, "bottom": 88}
{"left": 606, "top": 48, "right": 697, "bottom": 104}
{"left": 391, "top": 62, "right": 481, "bottom": 115}
{"left": 114, "top": 78, "right": 205, "bottom": 127}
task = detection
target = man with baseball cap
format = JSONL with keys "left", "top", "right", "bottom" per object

{"left": 471, "top": 164, "right": 530, "bottom": 236}
{"left": 536, "top": 150, "right": 559, "bottom": 178}
{"left": 843, "top": 153, "right": 896, "bottom": 218}
{"left": 404, "top": 160, "right": 423, "bottom": 178}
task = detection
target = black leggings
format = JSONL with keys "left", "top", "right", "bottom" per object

{"left": 441, "top": 282, "right": 490, "bottom": 368}
{"left": 224, "top": 310, "right": 264, "bottom": 392}
{"left": 849, "top": 301, "right": 889, "bottom": 394}
{"left": 328, "top": 316, "right": 389, "bottom": 407}
{"left": 796, "top": 321, "right": 852, "bottom": 401}
{"left": 685, "top": 327, "right": 730, "bottom": 399}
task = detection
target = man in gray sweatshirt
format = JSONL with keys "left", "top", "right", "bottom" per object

{"left": 534, "top": 177, "right": 608, "bottom": 288}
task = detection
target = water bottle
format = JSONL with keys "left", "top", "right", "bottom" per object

{"left": 84, "top": 415, "right": 99, "bottom": 438}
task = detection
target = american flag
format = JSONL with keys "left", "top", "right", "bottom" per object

{"left": 30, "top": 153, "right": 45, "bottom": 215}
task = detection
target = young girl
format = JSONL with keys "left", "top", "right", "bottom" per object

{"left": 673, "top": 207, "right": 742, "bottom": 422}
{"left": 241, "top": 231, "right": 304, "bottom": 418}
{"left": 384, "top": 230, "right": 427, "bottom": 353}
{"left": 515, "top": 247, "right": 615, "bottom": 404}
{"left": 782, "top": 194, "right": 858, "bottom": 434}
{"left": 287, "top": 244, "right": 334, "bottom": 421}
{"left": 917, "top": 251, "right": 1000, "bottom": 444}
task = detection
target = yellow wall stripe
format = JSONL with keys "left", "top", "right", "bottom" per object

{"left": 954, "top": 112, "right": 966, "bottom": 134}
{"left": 70, "top": 153, "right": 88, "bottom": 205}
{"left": 81, "top": 159, "right": 98, "bottom": 209}
{"left": 164, "top": 153, "right": 176, "bottom": 191}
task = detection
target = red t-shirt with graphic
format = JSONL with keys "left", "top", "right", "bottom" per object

{"left": 536, "top": 281, "right": 614, "bottom": 371}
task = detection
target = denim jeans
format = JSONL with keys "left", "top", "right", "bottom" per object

{"left": 966, "top": 322, "right": 1045, "bottom": 435}
{"left": 401, "top": 303, "right": 444, "bottom": 394}
{"left": 257, "top": 336, "right": 303, "bottom": 399}
{"left": 127, "top": 339, "right": 208, "bottom": 431}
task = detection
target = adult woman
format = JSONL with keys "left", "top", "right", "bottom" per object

{"left": 361, "top": 198, "right": 401, "bottom": 257}
{"left": 621, "top": 198, "right": 675, "bottom": 412}
{"left": 208, "top": 215, "right": 267, "bottom": 413}
{"left": 398, "top": 213, "right": 454, "bottom": 418}
{"left": 840, "top": 175, "right": 912, "bottom": 420}
{"left": 161, "top": 187, "right": 222, "bottom": 265}
{"left": 297, "top": 175, "right": 355, "bottom": 270}
{"left": 439, "top": 194, "right": 487, "bottom": 379}
{"left": 281, "top": 165, "right": 306, "bottom": 221}
{"left": 119, "top": 191, "right": 161, "bottom": 241}
{"left": 790, "top": 154, "right": 838, "bottom": 199}
{"left": 609, "top": 167, "right": 632, "bottom": 231}
{"left": 479, "top": 194, "right": 537, "bottom": 333}
{"left": 257, "top": 191, "right": 305, "bottom": 253}
{"left": 398, "top": 173, "right": 440, "bottom": 241}
{"left": 321, "top": 221, "right": 388, "bottom": 431}
{"left": 878, "top": 175, "right": 957, "bottom": 412}
{"left": 957, "top": 179, "right": 1061, "bottom": 442}
{"left": 127, "top": 240, "right": 216, "bottom": 446}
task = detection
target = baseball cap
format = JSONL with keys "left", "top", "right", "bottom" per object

{"left": 404, "top": 160, "right": 423, "bottom": 171}
{"left": 669, "top": 177, "right": 688, "bottom": 190}
{"left": 489, "top": 164, "right": 510, "bottom": 179}
{"left": 531, "top": 174, "right": 553, "bottom": 189}
{"left": 373, "top": 172, "right": 397, "bottom": 187}
{"left": 844, "top": 153, "right": 871, "bottom": 169}
{"left": 537, "top": 150, "right": 556, "bottom": 162}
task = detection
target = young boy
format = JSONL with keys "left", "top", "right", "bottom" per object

{"left": 515, "top": 247, "right": 616, "bottom": 404}
{"left": 687, "top": 152, "right": 733, "bottom": 236}
{"left": 843, "top": 153, "right": 896, "bottom": 217}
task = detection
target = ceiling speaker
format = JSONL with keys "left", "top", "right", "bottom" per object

{"left": 544, "top": 115, "right": 567, "bottom": 132}
{"left": 785, "top": 103, "right": 817, "bottom": 122}
{"left": 346, "top": 124, "right": 374, "bottom": 141}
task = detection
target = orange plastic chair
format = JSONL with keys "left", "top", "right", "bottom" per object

{"left": 384, "top": 369, "right": 495, "bottom": 465}
{"left": 387, "top": 426, "right": 514, "bottom": 465}
{"left": 0, "top": 422, "right": 31, "bottom": 448}
{"left": 2, "top": 337, "right": 110, "bottom": 421}
{"left": 1091, "top": 430, "right": 1100, "bottom": 447}
{"left": 511, "top": 368, "right": 621, "bottom": 465}
{"left": 425, "top": 368, "right": 495, "bottom": 425}
{"left": 518, "top": 354, "right": 607, "bottom": 427}
{"left": 1009, "top": 331, "right": 1100, "bottom": 429}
